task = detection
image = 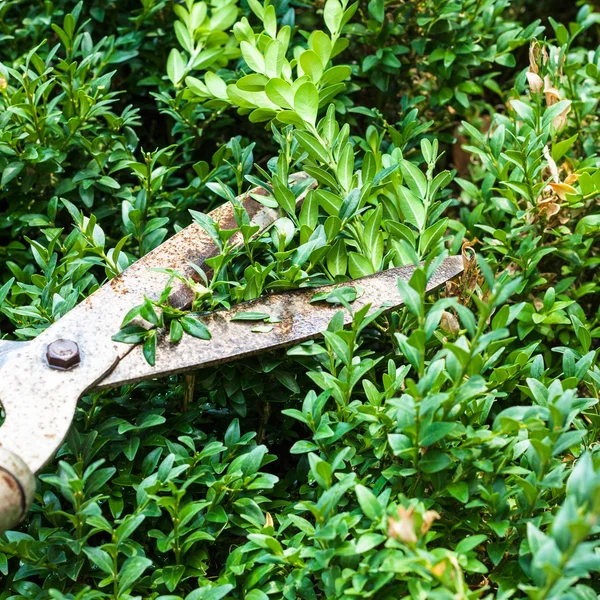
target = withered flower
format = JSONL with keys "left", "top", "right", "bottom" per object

{"left": 544, "top": 76, "right": 561, "bottom": 106}
{"left": 538, "top": 199, "right": 560, "bottom": 219}
{"left": 542, "top": 145, "right": 559, "bottom": 183}
{"left": 387, "top": 506, "right": 441, "bottom": 544}
{"left": 564, "top": 172, "right": 579, "bottom": 186}
{"left": 526, "top": 71, "right": 543, "bottom": 94}
{"left": 552, "top": 103, "right": 570, "bottom": 131}
{"left": 548, "top": 182, "right": 576, "bottom": 200}
{"left": 421, "top": 510, "right": 441, "bottom": 535}
{"left": 529, "top": 41, "right": 540, "bottom": 74}
{"left": 387, "top": 506, "right": 417, "bottom": 544}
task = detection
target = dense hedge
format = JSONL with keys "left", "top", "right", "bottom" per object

{"left": 1, "top": 0, "right": 600, "bottom": 598}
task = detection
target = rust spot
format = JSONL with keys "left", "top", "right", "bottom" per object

{"left": 0, "top": 471, "right": 16, "bottom": 493}
{"left": 109, "top": 277, "right": 129, "bottom": 295}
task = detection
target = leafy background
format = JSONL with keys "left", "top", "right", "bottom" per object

{"left": 1, "top": 0, "right": 600, "bottom": 598}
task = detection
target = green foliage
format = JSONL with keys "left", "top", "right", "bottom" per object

{"left": 2, "top": 0, "right": 600, "bottom": 599}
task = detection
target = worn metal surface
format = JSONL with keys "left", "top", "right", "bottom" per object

{"left": 99, "top": 256, "right": 464, "bottom": 388}
{"left": 0, "top": 447, "right": 35, "bottom": 532}
{"left": 0, "top": 340, "right": 27, "bottom": 370}
{"left": 0, "top": 173, "right": 314, "bottom": 531}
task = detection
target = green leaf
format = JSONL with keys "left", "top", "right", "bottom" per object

{"left": 400, "top": 160, "right": 427, "bottom": 199}
{"left": 419, "top": 450, "right": 452, "bottom": 473}
{"left": 300, "top": 50, "right": 324, "bottom": 83}
{"left": 339, "top": 188, "right": 361, "bottom": 221}
{"left": 181, "top": 316, "right": 211, "bottom": 340}
{"left": 336, "top": 143, "right": 354, "bottom": 191}
{"left": 308, "top": 453, "right": 332, "bottom": 488}
{"left": 321, "top": 65, "right": 351, "bottom": 86}
{"left": 543, "top": 100, "right": 571, "bottom": 130}
{"left": 115, "top": 515, "right": 145, "bottom": 544}
{"left": 263, "top": 4, "right": 277, "bottom": 37}
{"left": 240, "top": 41, "right": 265, "bottom": 74}
{"left": 192, "top": 47, "right": 222, "bottom": 70}
{"left": 312, "top": 282, "right": 355, "bottom": 301}
{"left": 356, "top": 532, "right": 386, "bottom": 553}
{"left": 169, "top": 319, "right": 183, "bottom": 344}
{"left": 143, "top": 333, "right": 157, "bottom": 366}
{"left": 456, "top": 534, "right": 487, "bottom": 554}
{"left": 490, "top": 124, "right": 505, "bottom": 159}
{"left": 265, "top": 78, "right": 294, "bottom": 108}
{"left": 322, "top": 330, "right": 351, "bottom": 364}
{"left": 295, "top": 131, "right": 329, "bottom": 164}
{"left": 2, "top": 162, "right": 24, "bottom": 186}
{"left": 495, "top": 53, "right": 516, "bottom": 67}
{"left": 112, "top": 325, "right": 148, "bottom": 345}
{"left": 419, "top": 219, "right": 448, "bottom": 255}
{"left": 237, "top": 73, "right": 269, "bottom": 92}
{"left": 324, "top": 0, "right": 343, "bottom": 35}
{"left": 118, "top": 556, "right": 152, "bottom": 593}
{"left": 167, "top": 48, "right": 185, "bottom": 85}
{"left": 447, "top": 482, "right": 469, "bottom": 503}
{"left": 204, "top": 72, "right": 227, "bottom": 98}
{"left": 264, "top": 39, "right": 284, "bottom": 78}
{"left": 294, "top": 81, "right": 319, "bottom": 126}
{"left": 368, "top": 0, "right": 384, "bottom": 23}
{"left": 575, "top": 215, "right": 600, "bottom": 236}
{"left": 552, "top": 134, "right": 578, "bottom": 162}
{"left": 419, "top": 422, "right": 455, "bottom": 446}
{"left": 510, "top": 100, "right": 535, "bottom": 127}
{"left": 231, "top": 312, "right": 270, "bottom": 321}
{"left": 327, "top": 239, "right": 348, "bottom": 277}
{"left": 348, "top": 252, "right": 374, "bottom": 278}
{"left": 364, "top": 204, "right": 382, "bottom": 250}
{"left": 273, "top": 176, "right": 296, "bottom": 217}
{"left": 186, "top": 585, "right": 234, "bottom": 600}
{"left": 397, "top": 186, "right": 425, "bottom": 230}
{"left": 397, "top": 279, "right": 422, "bottom": 317}
{"left": 277, "top": 110, "right": 306, "bottom": 128}
{"left": 84, "top": 547, "right": 114, "bottom": 576}
{"left": 0, "top": 277, "right": 14, "bottom": 305}
{"left": 290, "top": 440, "right": 319, "bottom": 454}
{"left": 355, "top": 484, "right": 383, "bottom": 520}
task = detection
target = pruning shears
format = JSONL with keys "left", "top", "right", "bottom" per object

{"left": 0, "top": 172, "right": 463, "bottom": 532}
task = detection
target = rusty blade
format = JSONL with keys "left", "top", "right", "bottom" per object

{"left": 97, "top": 256, "right": 464, "bottom": 389}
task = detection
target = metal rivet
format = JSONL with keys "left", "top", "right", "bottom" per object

{"left": 46, "top": 339, "right": 80, "bottom": 370}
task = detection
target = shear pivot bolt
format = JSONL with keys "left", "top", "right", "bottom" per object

{"left": 46, "top": 339, "right": 80, "bottom": 370}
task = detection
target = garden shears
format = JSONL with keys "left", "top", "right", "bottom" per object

{"left": 0, "top": 172, "right": 464, "bottom": 532}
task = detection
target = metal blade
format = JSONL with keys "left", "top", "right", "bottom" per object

{"left": 0, "top": 340, "right": 29, "bottom": 370}
{"left": 97, "top": 256, "right": 464, "bottom": 389}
